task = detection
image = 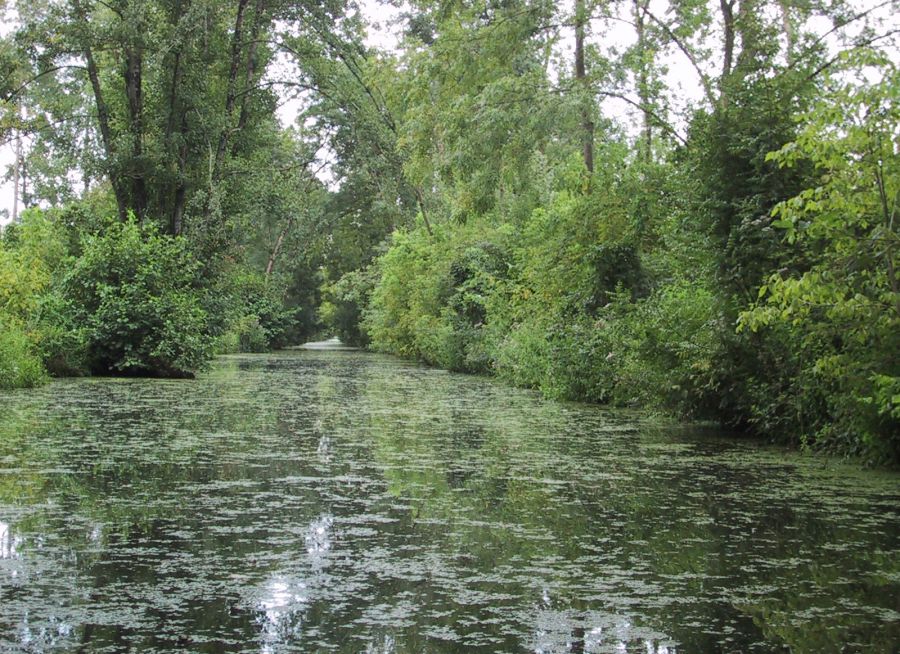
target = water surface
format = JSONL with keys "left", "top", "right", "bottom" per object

{"left": 0, "top": 349, "right": 898, "bottom": 653}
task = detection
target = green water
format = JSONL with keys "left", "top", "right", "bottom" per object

{"left": 0, "top": 349, "right": 897, "bottom": 653}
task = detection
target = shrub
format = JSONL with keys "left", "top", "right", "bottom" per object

{"left": 737, "top": 55, "right": 899, "bottom": 463}
{"left": 62, "top": 220, "right": 214, "bottom": 377}
{"left": 0, "top": 316, "right": 48, "bottom": 389}
{"left": 366, "top": 221, "right": 512, "bottom": 371}
{"left": 606, "top": 281, "right": 722, "bottom": 416}
{"left": 223, "top": 270, "right": 299, "bottom": 352}
{"left": 320, "top": 266, "right": 378, "bottom": 347}
{"left": 236, "top": 315, "right": 269, "bottom": 353}
{"left": 33, "top": 290, "right": 90, "bottom": 376}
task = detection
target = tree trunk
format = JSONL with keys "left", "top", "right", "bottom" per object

{"left": 875, "top": 164, "right": 900, "bottom": 317}
{"left": 11, "top": 121, "right": 20, "bottom": 223}
{"left": 776, "top": 0, "right": 795, "bottom": 64}
{"left": 124, "top": 46, "right": 147, "bottom": 221}
{"left": 735, "top": 0, "right": 761, "bottom": 73}
{"left": 164, "top": 8, "right": 189, "bottom": 236}
{"left": 720, "top": 0, "right": 736, "bottom": 82}
{"left": 85, "top": 45, "right": 128, "bottom": 221}
{"left": 265, "top": 224, "right": 289, "bottom": 279}
{"left": 171, "top": 114, "right": 189, "bottom": 236}
{"left": 575, "top": 0, "right": 594, "bottom": 175}
{"left": 164, "top": 48, "right": 183, "bottom": 145}
{"left": 234, "top": 0, "right": 267, "bottom": 145}
{"left": 205, "top": 0, "right": 251, "bottom": 222}
{"left": 717, "top": 0, "right": 737, "bottom": 108}
{"left": 415, "top": 187, "right": 433, "bottom": 236}
{"left": 214, "top": 0, "right": 250, "bottom": 179}
{"left": 634, "top": 0, "right": 652, "bottom": 161}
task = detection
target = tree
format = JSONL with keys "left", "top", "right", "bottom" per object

{"left": 741, "top": 50, "right": 899, "bottom": 461}
{"left": 11, "top": 0, "right": 283, "bottom": 240}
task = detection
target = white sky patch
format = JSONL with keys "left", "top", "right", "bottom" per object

{"left": 360, "top": 0, "right": 405, "bottom": 51}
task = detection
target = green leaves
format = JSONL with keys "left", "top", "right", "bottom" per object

{"left": 739, "top": 50, "right": 899, "bottom": 462}
{"left": 62, "top": 219, "right": 214, "bottom": 377}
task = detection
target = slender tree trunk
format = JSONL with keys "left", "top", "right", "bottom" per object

{"left": 266, "top": 222, "right": 290, "bottom": 279}
{"left": 166, "top": 49, "right": 183, "bottom": 233}
{"left": 71, "top": 0, "right": 127, "bottom": 219}
{"left": 20, "top": 156, "right": 27, "bottom": 210}
{"left": 11, "top": 122, "right": 20, "bottom": 223}
{"left": 82, "top": 121, "right": 92, "bottom": 195}
{"left": 214, "top": 0, "right": 250, "bottom": 179}
{"left": 164, "top": 12, "right": 188, "bottom": 236}
{"left": 575, "top": 0, "right": 593, "bottom": 175}
{"left": 719, "top": 0, "right": 737, "bottom": 107}
{"left": 85, "top": 45, "right": 128, "bottom": 221}
{"left": 721, "top": 0, "right": 735, "bottom": 77}
{"left": 172, "top": 115, "right": 189, "bottom": 236}
{"left": 234, "top": 0, "right": 266, "bottom": 146}
{"left": 875, "top": 165, "right": 900, "bottom": 317}
{"left": 776, "top": 0, "right": 795, "bottom": 64}
{"left": 124, "top": 46, "right": 147, "bottom": 221}
{"left": 205, "top": 0, "right": 251, "bottom": 222}
{"left": 414, "top": 187, "right": 433, "bottom": 236}
{"left": 735, "top": 0, "right": 761, "bottom": 71}
{"left": 165, "top": 49, "right": 183, "bottom": 145}
{"left": 634, "top": 0, "right": 652, "bottom": 161}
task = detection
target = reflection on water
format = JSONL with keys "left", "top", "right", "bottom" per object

{"left": 0, "top": 521, "right": 20, "bottom": 560}
{"left": 0, "top": 350, "right": 898, "bottom": 653}
{"left": 256, "top": 575, "right": 308, "bottom": 653}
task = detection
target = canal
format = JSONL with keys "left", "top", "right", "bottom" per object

{"left": 0, "top": 348, "right": 897, "bottom": 652}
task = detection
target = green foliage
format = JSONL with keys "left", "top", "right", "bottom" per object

{"left": 359, "top": 38, "right": 899, "bottom": 464}
{"left": 234, "top": 315, "right": 270, "bottom": 354}
{"left": 221, "top": 270, "right": 301, "bottom": 353}
{"left": 320, "top": 266, "right": 379, "bottom": 347}
{"left": 740, "top": 52, "right": 899, "bottom": 463}
{"left": 686, "top": 74, "right": 814, "bottom": 302}
{"left": 366, "top": 158, "right": 652, "bottom": 396}
{"left": 5, "top": 0, "right": 898, "bottom": 466}
{"left": 62, "top": 220, "right": 214, "bottom": 377}
{"left": 0, "top": 315, "right": 47, "bottom": 389}
{"left": 0, "top": 209, "right": 73, "bottom": 388}
{"left": 0, "top": 209, "right": 67, "bottom": 318}
{"left": 606, "top": 280, "right": 721, "bottom": 415}
{"left": 32, "top": 289, "right": 90, "bottom": 377}
{"left": 366, "top": 219, "right": 514, "bottom": 372}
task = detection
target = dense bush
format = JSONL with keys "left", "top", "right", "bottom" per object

{"left": 737, "top": 59, "right": 899, "bottom": 463}
{"left": 0, "top": 209, "right": 68, "bottom": 388}
{"left": 32, "top": 290, "right": 90, "bottom": 376}
{"left": 319, "top": 266, "right": 379, "bottom": 347}
{"left": 366, "top": 221, "right": 513, "bottom": 371}
{"left": 605, "top": 281, "right": 722, "bottom": 416}
{"left": 1, "top": 205, "right": 312, "bottom": 384}
{"left": 62, "top": 220, "right": 215, "bottom": 377}
{"left": 216, "top": 270, "right": 300, "bottom": 353}
{"left": 0, "top": 316, "right": 47, "bottom": 389}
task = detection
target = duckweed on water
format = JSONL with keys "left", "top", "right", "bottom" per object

{"left": 0, "top": 349, "right": 898, "bottom": 653}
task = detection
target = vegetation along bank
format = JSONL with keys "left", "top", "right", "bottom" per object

{"left": 0, "top": 0, "right": 896, "bottom": 464}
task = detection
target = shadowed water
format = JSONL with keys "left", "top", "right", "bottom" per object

{"left": 0, "top": 350, "right": 897, "bottom": 653}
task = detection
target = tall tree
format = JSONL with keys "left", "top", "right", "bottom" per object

{"left": 575, "top": 0, "right": 593, "bottom": 174}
